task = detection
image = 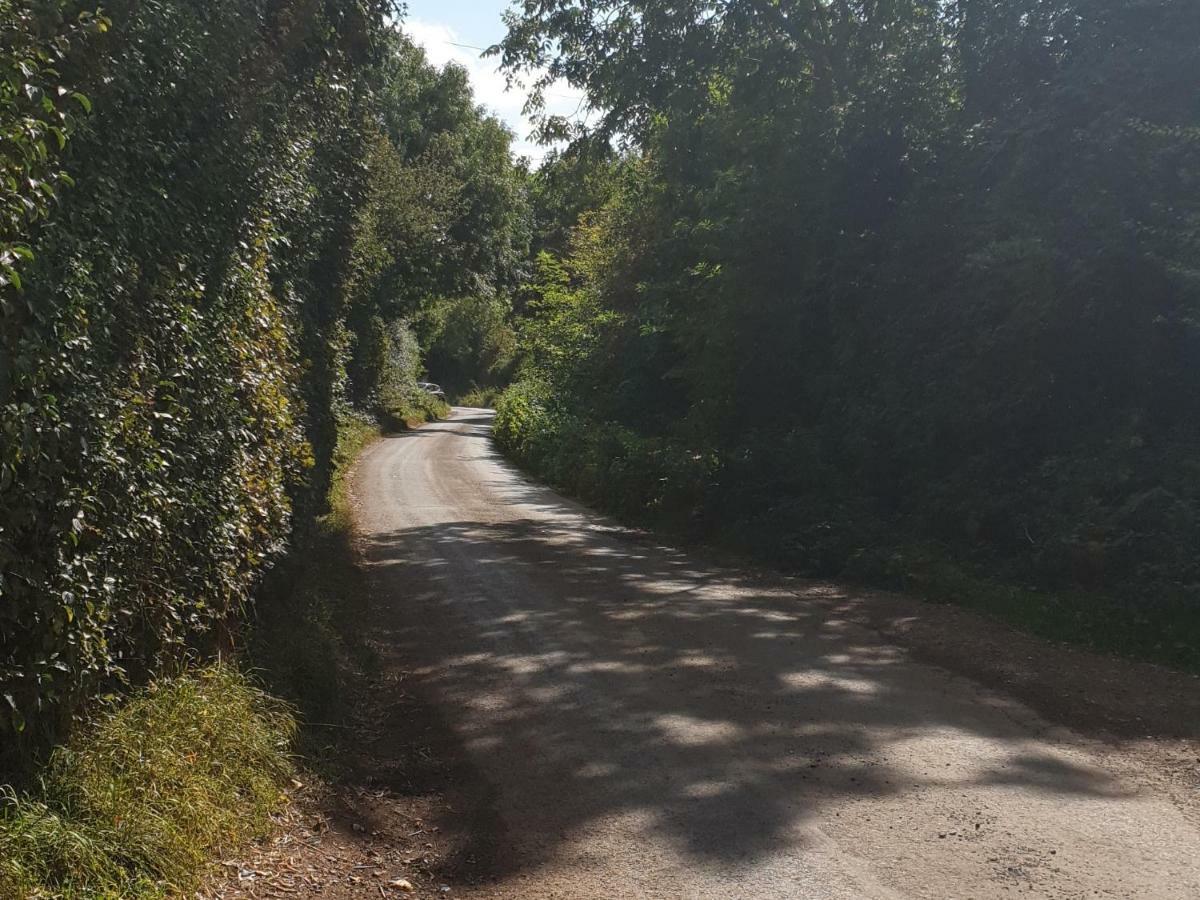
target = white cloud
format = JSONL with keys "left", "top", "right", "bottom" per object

{"left": 403, "top": 18, "right": 589, "bottom": 164}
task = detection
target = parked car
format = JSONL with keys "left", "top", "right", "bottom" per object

{"left": 417, "top": 381, "right": 446, "bottom": 402}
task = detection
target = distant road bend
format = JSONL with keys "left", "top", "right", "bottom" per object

{"left": 353, "top": 408, "right": 1200, "bottom": 899}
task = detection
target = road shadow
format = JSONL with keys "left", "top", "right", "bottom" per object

{"left": 352, "top": 461, "right": 1143, "bottom": 882}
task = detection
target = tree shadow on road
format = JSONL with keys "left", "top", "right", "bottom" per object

{"left": 353, "top": 467, "right": 1160, "bottom": 887}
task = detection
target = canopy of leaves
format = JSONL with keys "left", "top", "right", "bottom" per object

{"left": 0, "top": 2, "right": 103, "bottom": 289}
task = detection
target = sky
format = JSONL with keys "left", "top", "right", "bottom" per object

{"left": 400, "top": 0, "right": 588, "bottom": 163}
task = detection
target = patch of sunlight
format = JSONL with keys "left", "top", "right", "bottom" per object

{"left": 681, "top": 780, "right": 732, "bottom": 799}
{"left": 654, "top": 713, "right": 743, "bottom": 747}
{"left": 567, "top": 660, "right": 649, "bottom": 675}
{"left": 576, "top": 761, "right": 620, "bottom": 779}
{"left": 780, "top": 671, "right": 882, "bottom": 695}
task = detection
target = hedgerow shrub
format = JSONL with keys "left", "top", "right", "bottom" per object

{"left": 495, "top": 379, "right": 714, "bottom": 530}
{"left": 1, "top": 1, "right": 529, "bottom": 773}
{"left": 0, "top": 0, "right": 390, "bottom": 770}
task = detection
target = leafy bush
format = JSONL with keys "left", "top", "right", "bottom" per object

{"left": 457, "top": 386, "right": 503, "bottom": 408}
{"left": 0, "top": 2, "right": 104, "bottom": 290}
{"left": 496, "top": 378, "right": 714, "bottom": 531}
{"left": 0, "top": 0, "right": 384, "bottom": 770}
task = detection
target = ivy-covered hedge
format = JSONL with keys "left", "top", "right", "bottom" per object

{"left": 0, "top": 0, "right": 393, "bottom": 770}
{"left": 0, "top": 0, "right": 364, "bottom": 772}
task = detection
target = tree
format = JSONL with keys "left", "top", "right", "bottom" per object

{"left": 495, "top": 0, "right": 1200, "bottom": 668}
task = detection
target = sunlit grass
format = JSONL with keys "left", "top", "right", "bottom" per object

{"left": 0, "top": 666, "right": 295, "bottom": 898}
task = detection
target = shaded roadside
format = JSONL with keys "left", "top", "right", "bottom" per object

{"left": 204, "top": 415, "right": 491, "bottom": 900}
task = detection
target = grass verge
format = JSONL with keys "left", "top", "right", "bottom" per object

{"left": 0, "top": 666, "right": 295, "bottom": 899}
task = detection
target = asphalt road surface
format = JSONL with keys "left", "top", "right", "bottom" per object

{"left": 352, "top": 408, "right": 1200, "bottom": 899}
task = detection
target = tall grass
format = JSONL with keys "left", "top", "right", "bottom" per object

{"left": 0, "top": 666, "right": 295, "bottom": 898}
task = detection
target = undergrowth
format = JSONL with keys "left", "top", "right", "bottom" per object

{"left": 0, "top": 667, "right": 295, "bottom": 899}
{"left": 248, "top": 411, "right": 383, "bottom": 739}
{"left": 494, "top": 385, "right": 1200, "bottom": 673}
{"left": 455, "top": 386, "right": 502, "bottom": 408}
{"left": 382, "top": 384, "right": 452, "bottom": 434}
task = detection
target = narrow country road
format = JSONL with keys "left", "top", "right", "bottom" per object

{"left": 351, "top": 408, "right": 1200, "bottom": 899}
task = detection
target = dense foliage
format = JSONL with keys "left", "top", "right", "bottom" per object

{"left": 495, "top": 0, "right": 1200, "bottom": 668}
{"left": 1, "top": 0, "right": 529, "bottom": 770}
